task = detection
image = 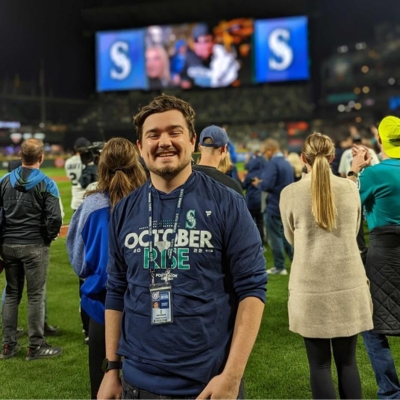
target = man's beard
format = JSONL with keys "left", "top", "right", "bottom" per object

{"left": 148, "top": 159, "right": 191, "bottom": 181}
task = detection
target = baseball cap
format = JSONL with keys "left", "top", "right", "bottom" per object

{"left": 192, "top": 24, "right": 213, "bottom": 42}
{"left": 199, "top": 125, "right": 229, "bottom": 148}
{"left": 378, "top": 116, "right": 400, "bottom": 158}
{"left": 74, "top": 137, "right": 91, "bottom": 150}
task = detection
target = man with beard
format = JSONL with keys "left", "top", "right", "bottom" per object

{"left": 98, "top": 94, "right": 267, "bottom": 399}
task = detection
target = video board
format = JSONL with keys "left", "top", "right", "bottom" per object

{"left": 96, "top": 16, "right": 309, "bottom": 92}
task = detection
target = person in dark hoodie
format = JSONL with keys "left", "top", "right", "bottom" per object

{"left": 0, "top": 138, "right": 62, "bottom": 360}
{"left": 242, "top": 150, "right": 267, "bottom": 243}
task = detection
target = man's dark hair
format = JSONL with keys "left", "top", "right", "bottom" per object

{"left": 134, "top": 94, "right": 196, "bottom": 144}
{"left": 20, "top": 138, "right": 44, "bottom": 165}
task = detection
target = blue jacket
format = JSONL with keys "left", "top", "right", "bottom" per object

{"left": 67, "top": 192, "right": 110, "bottom": 325}
{"left": 259, "top": 154, "right": 294, "bottom": 217}
{"left": 106, "top": 171, "right": 267, "bottom": 396}
{"left": 0, "top": 166, "right": 62, "bottom": 244}
{"left": 242, "top": 154, "right": 267, "bottom": 210}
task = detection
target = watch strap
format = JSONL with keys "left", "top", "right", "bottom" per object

{"left": 347, "top": 171, "right": 359, "bottom": 178}
{"left": 102, "top": 358, "right": 122, "bottom": 372}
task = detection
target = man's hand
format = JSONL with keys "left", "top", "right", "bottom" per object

{"left": 97, "top": 372, "right": 122, "bottom": 400}
{"left": 196, "top": 373, "right": 241, "bottom": 400}
{"left": 251, "top": 177, "right": 261, "bottom": 187}
{"left": 351, "top": 145, "right": 372, "bottom": 172}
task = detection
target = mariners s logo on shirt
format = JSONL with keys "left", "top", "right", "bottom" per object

{"left": 185, "top": 210, "right": 196, "bottom": 229}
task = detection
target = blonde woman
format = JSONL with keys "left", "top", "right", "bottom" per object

{"left": 145, "top": 45, "right": 171, "bottom": 89}
{"left": 279, "top": 132, "right": 373, "bottom": 399}
{"left": 287, "top": 152, "right": 303, "bottom": 182}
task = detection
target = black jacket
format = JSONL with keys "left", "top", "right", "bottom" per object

{"left": 193, "top": 165, "right": 243, "bottom": 196}
{"left": 0, "top": 167, "right": 62, "bottom": 245}
{"left": 365, "top": 225, "right": 400, "bottom": 335}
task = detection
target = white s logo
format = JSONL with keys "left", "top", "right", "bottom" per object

{"left": 110, "top": 41, "right": 131, "bottom": 80}
{"left": 268, "top": 28, "right": 293, "bottom": 71}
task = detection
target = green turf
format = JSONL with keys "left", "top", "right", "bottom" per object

{"left": 0, "top": 167, "right": 397, "bottom": 399}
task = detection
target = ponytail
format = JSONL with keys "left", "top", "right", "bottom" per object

{"left": 311, "top": 154, "right": 337, "bottom": 231}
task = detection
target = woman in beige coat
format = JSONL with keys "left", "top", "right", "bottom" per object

{"left": 279, "top": 133, "right": 373, "bottom": 399}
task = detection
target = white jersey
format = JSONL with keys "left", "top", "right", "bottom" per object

{"left": 65, "top": 155, "right": 86, "bottom": 210}
{"left": 338, "top": 147, "right": 380, "bottom": 176}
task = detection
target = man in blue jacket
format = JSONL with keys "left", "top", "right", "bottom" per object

{"left": 252, "top": 139, "right": 294, "bottom": 275}
{"left": 0, "top": 138, "right": 62, "bottom": 360}
{"left": 98, "top": 94, "right": 267, "bottom": 399}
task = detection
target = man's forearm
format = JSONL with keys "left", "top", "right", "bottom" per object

{"left": 105, "top": 309, "right": 122, "bottom": 361}
{"left": 222, "top": 296, "right": 265, "bottom": 381}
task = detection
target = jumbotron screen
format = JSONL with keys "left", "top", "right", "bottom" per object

{"left": 96, "top": 16, "right": 309, "bottom": 92}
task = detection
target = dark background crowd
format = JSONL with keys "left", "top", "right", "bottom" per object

{"left": 0, "top": 0, "right": 399, "bottom": 156}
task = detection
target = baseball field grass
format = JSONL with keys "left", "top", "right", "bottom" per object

{"left": 0, "top": 167, "right": 397, "bottom": 398}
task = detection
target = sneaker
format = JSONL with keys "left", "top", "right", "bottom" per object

{"left": 0, "top": 343, "right": 21, "bottom": 359}
{"left": 26, "top": 342, "right": 62, "bottom": 361}
{"left": 267, "top": 267, "right": 288, "bottom": 275}
{"left": 44, "top": 324, "right": 60, "bottom": 336}
{"left": 84, "top": 336, "right": 89, "bottom": 346}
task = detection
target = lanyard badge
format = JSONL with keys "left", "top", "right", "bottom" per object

{"left": 147, "top": 185, "right": 184, "bottom": 325}
{"left": 150, "top": 283, "right": 173, "bottom": 325}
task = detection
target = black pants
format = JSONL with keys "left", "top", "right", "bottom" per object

{"left": 79, "top": 278, "right": 90, "bottom": 336}
{"left": 249, "top": 208, "right": 264, "bottom": 243}
{"left": 88, "top": 318, "right": 106, "bottom": 399}
{"left": 304, "top": 335, "right": 361, "bottom": 399}
{"left": 121, "top": 376, "right": 245, "bottom": 399}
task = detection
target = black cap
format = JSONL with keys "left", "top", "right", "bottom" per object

{"left": 74, "top": 137, "right": 91, "bottom": 150}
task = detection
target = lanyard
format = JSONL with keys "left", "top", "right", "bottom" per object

{"left": 148, "top": 184, "right": 184, "bottom": 285}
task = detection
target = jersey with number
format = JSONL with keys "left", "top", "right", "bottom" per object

{"left": 65, "top": 155, "right": 85, "bottom": 210}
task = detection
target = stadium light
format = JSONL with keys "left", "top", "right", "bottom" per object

{"left": 361, "top": 65, "right": 369, "bottom": 73}
{"left": 337, "top": 45, "right": 348, "bottom": 53}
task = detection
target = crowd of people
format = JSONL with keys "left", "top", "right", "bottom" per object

{"left": 0, "top": 93, "right": 400, "bottom": 400}
{"left": 77, "top": 84, "right": 314, "bottom": 132}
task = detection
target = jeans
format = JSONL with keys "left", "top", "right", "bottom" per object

{"left": 2, "top": 284, "right": 48, "bottom": 324}
{"left": 362, "top": 330, "right": 400, "bottom": 399}
{"left": 121, "top": 377, "right": 245, "bottom": 399}
{"left": 265, "top": 212, "right": 293, "bottom": 270}
{"left": 1, "top": 244, "right": 49, "bottom": 348}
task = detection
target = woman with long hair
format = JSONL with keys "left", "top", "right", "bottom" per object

{"left": 279, "top": 132, "right": 373, "bottom": 399}
{"left": 67, "top": 138, "right": 147, "bottom": 399}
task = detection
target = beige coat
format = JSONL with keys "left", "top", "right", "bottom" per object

{"left": 279, "top": 173, "right": 373, "bottom": 338}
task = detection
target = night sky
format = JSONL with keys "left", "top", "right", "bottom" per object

{"left": 1, "top": 0, "right": 399, "bottom": 99}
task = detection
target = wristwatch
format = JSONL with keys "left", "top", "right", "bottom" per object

{"left": 347, "top": 171, "right": 359, "bottom": 178}
{"left": 102, "top": 358, "right": 122, "bottom": 373}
